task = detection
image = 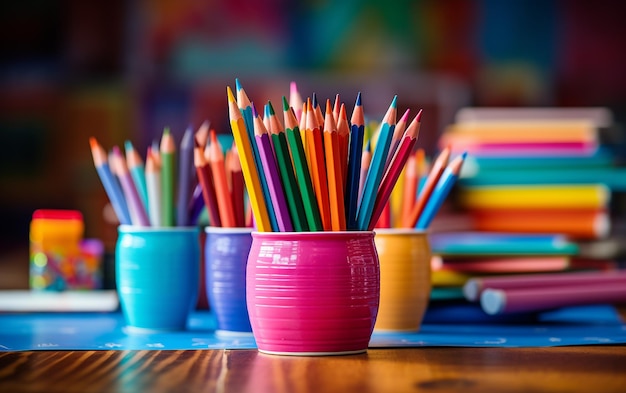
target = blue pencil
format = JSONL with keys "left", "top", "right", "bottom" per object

{"left": 416, "top": 152, "right": 468, "bottom": 229}
{"left": 345, "top": 92, "right": 365, "bottom": 230}
{"left": 235, "top": 79, "right": 279, "bottom": 231}
{"left": 356, "top": 96, "right": 397, "bottom": 230}
{"left": 89, "top": 138, "right": 132, "bottom": 225}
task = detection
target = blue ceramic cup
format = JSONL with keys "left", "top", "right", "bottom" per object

{"left": 116, "top": 225, "right": 199, "bottom": 332}
{"left": 205, "top": 226, "right": 253, "bottom": 335}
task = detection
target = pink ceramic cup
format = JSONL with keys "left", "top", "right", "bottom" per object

{"left": 246, "top": 231, "right": 380, "bottom": 356}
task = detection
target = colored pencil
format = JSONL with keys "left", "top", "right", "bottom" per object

{"left": 110, "top": 146, "right": 150, "bottom": 226}
{"left": 194, "top": 146, "right": 221, "bottom": 227}
{"left": 159, "top": 128, "right": 176, "bottom": 226}
{"left": 227, "top": 86, "right": 272, "bottom": 231}
{"left": 401, "top": 153, "right": 418, "bottom": 221}
{"left": 345, "top": 93, "right": 365, "bottom": 230}
{"left": 481, "top": 282, "right": 626, "bottom": 315}
{"left": 254, "top": 102, "right": 293, "bottom": 232}
{"left": 336, "top": 103, "right": 350, "bottom": 187}
{"left": 283, "top": 100, "right": 322, "bottom": 231}
{"left": 89, "top": 137, "right": 132, "bottom": 225}
{"left": 194, "top": 120, "right": 210, "bottom": 148}
{"left": 323, "top": 99, "right": 347, "bottom": 231}
{"left": 416, "top": 152, "right": 467, "bottom": 229}
{"left": 124, "top": 140, "right": 149, "bottom": 212}
{"left": 187, "top": 183, "right": 205, "bottom": 226}
{"left": 356, "top": 96, "right": 397, "bottom": 230}
{"left": 306, "top": 99, "right": 332, "bottom": 231}
{"left": 207, "top": 130, "right": 236, "bottom": 227}
{"left": 384, "top": 108, "right": 410, "bottom": 170}
{"left": 228, "top": 143, "right": 246, "bottom": 227}
{"left": 176, "top": 126, "right": 194, "bottom": 226}
{"left": 289, "top": 81, "right": 304, "bottom": 123}
{"left": 236, "top": 79, "right": 278, "bottom": 231}
{"left": 332, "top": 93, "right": 341, "bottom": 123}
{"left": 368, "top": 111, "right": 421, "bottom": 230}
{"left": 464, "top": 270, "right": 626, "bottom": 302}
{"left": 145, "top": 147, "right": 163, "bottom": 227}
{"left": 404, "top": 146, "right": 451, "bottom": 228}
{"left": 358, "top": 142, "right": 372, "bottom": 207}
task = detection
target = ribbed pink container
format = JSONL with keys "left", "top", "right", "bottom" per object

{"left": 246, "top": 231, "right": 380, "bottom": 356}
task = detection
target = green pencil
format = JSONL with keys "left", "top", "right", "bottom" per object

{"left": 160, "top": 127, "right": 176, "bottom": 226}
{"left": 282, "top": 97, "right": 322, "bottom": 231}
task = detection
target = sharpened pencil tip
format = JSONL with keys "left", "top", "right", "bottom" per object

{"left": 124, "top": 140, "right": 134, "bottom": 152}
{"left": 416, "top": 108, "right": 423, "bottom": 122}
{"left": 251, "top": 102, "right": 258, "bottom": 118}
{"left": 282, "top": 96, "right": 289, "bottom": 111}
{"left": 226, "top": 86, "right": 236, "bottom": 102}
{"left": 235, "top": 78, "right": 242, "bottom": 92}
{"left": 267, "top": 100, "right": 275, "bottom": 116}
{"left": 355, "top": 92, "right": 362, "bottom": 106}
{"left": 390, "top": 95, "right": 398, "bottom": 108}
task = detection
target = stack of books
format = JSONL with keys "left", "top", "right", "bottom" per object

{"left": 427, "top": 107, "right": 626, "bottom": 310}
{"left": 441, "top": 107, "right": 626, "bottom": 242}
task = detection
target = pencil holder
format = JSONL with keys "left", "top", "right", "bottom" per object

{"left": 116, "top": 225, "right": 199, "bottom": 332}
{"left": 246, "top": 231, "right": 380, "bottom": 356}
{"left": 373, "top": 229, "right": 431, "bottom": 332}
{"left": 204, "top": 226, "right": 253, "bottom": 335}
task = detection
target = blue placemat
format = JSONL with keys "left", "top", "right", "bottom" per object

{"left": 1, "top": 304, "right": 625, "bottom": 351}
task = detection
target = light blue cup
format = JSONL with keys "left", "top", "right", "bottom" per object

{"left": 116, "top": 225, "right": 199, "bottom": 332}
{"left": 205, "top": 226, "right": 253, "bottom": 335}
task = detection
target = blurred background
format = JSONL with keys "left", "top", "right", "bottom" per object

{"left": 2, "top": 0, "right": 626, "bottom": 287}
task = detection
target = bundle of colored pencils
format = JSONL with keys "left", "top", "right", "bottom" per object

{"left": 89, "top": 124, "right": 248, "bottom": 228}
{"left": 227, "top": 79, "right": 463, "bottom": 232}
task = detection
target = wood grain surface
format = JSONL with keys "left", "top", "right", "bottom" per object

{"left": 1, "top": 347, "right": 626, "bottom": 393}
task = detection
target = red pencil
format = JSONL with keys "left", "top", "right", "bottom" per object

{"left": 368, "top": 111, "right": 421, "bottom": 230}
{"left": 208, "top": 130, "right": 236, "bottom": 227}
{"left": 194, "top": 146, "right": 221, "bottom": 227}
{"left": 228, "top": 143, "right": 246, "bottom": 227}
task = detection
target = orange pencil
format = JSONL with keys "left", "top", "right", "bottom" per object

{"left": 401, "top": 153, "right": 418, "bottom": 221}
{"left": 323, "top": 99, "right": 346, "bottom": 231}
{"left": 306, "top": 100, "right": 331, "bottom": 231}
{"left": 404, "top": 145, "right": 451, "bottom": 228}
{"left": 336, "top": 103, "right": 350, "bottom": 187}
{"left": 208, "top": 130, "right": 236, "bottom": 227}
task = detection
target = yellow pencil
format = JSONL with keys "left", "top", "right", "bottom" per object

{"left": 227, "top": 86, "right": 271, "bottom": 231}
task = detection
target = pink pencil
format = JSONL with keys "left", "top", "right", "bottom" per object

{"left": 465, "top": 270, "right": 626, "bottom": 302}
{"left": 110, "top": 146, "right": 150, "bottom": 226}
{"left": 481, "top": 282, "right": 626, "bottom": 315}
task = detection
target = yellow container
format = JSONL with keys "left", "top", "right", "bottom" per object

{"left": 373, "top": 229, "right": 431, "bottom": 332}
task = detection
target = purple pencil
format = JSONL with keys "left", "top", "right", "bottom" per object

{"left": 187, "top": 183, "right": 205, "bottom": 225}
{"left": 110, "top": 146, "right": 151, "bottom": 226}
{"left": 176, "top": 125, "right": 195, "bottom": 226}
{"left": 252, "top": 103, "right": 293, "bottom": 232}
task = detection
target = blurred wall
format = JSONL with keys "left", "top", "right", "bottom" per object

{"left": 1, "top": 0, "right": 626, "bottom": 253}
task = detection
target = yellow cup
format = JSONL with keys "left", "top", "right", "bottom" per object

{"left": 373, "top": 229, "right": 431, "bottom": 332}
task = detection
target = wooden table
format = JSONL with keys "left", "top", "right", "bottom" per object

{"left": 2, "top": 250, "right": 626, "bottom": 392}
{"left": 1, "top": 346, "right": 626, "bottom": 393}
